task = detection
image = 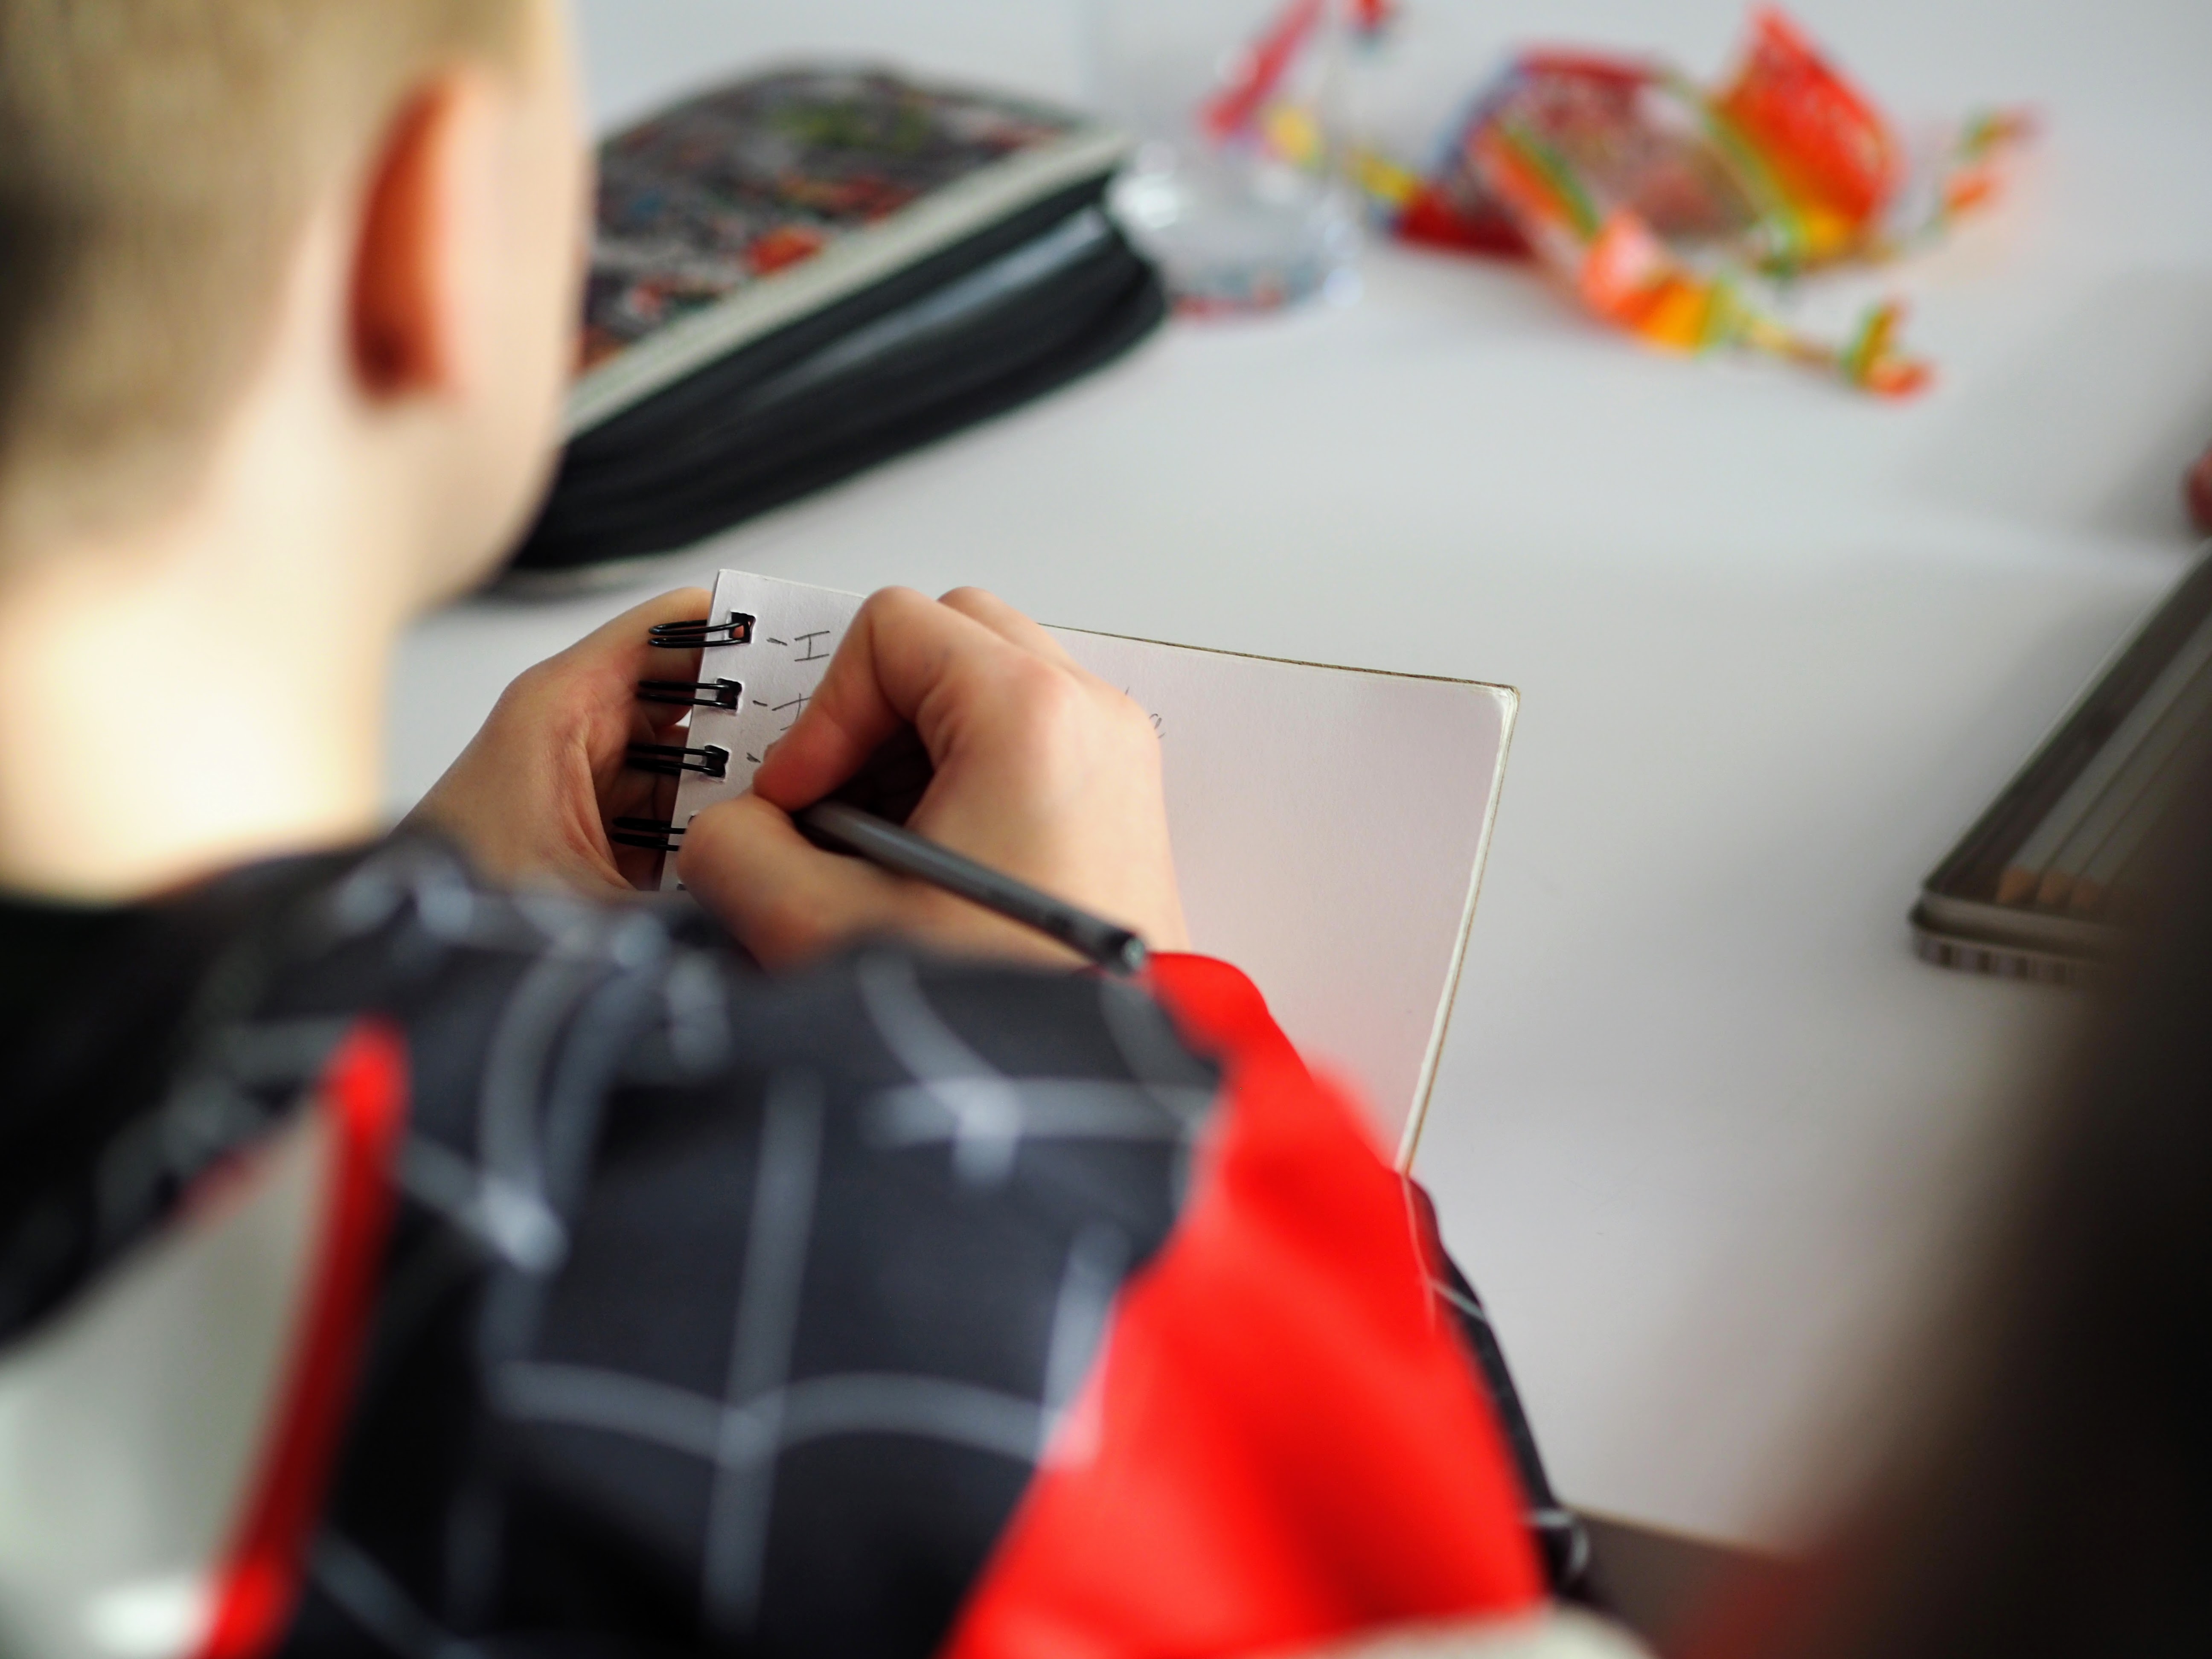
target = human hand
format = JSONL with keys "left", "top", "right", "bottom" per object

{"left": 405, "top": 587, "right": 710, "bottom": 896}
{"left": 676, "top": 587, "right": 1189, "bottom": 969}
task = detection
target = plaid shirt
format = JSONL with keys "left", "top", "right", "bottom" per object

{"left": 0, "top": 834, "right": 1581, "bottom": 1659}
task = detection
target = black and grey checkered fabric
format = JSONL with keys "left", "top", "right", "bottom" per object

{"left": 0, "top": 832, "right": 1581, "bottom": 1657}
{"left": 1425, "top": 1231, "right": 1597, "bottom": 1606}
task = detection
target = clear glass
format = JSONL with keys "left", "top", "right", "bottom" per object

{"left": 1088, "top": 0, "right": 1360, "bottom": 314}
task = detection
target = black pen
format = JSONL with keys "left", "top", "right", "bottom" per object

{"left": 796, "top": 800, "right": 1149, "bottom": 976}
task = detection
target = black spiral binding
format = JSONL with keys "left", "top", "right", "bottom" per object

{"left": 620, "top": 614, "right": 751, "bottom": 857}
{"left": 624, "top": 742, "right": 728, "bottom": 779}
{"left": 649, "top": 611, "right": 755, "bottom": 649}
{"left": 638, "top": 677, "right": 745, "bottom": 710}
{"left": 611, "top": 816, "right": 686, "bottom": 855}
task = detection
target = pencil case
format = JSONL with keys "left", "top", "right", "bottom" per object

{"left": 501, "top": 68, "right": 1167, "bottom": 591}
{"left": 1913, "top": 543, "right": 2212, "bottom": 981}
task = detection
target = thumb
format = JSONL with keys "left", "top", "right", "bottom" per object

{"left": 677, "top": 794, "right": 910, "bottom": 968}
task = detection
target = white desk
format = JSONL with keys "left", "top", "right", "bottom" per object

{"left": 387, "top": 0, "right": 2212, "bottom": 1548}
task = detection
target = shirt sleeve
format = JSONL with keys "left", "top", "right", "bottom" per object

{"left": 939, "top": 953, "right": 1546, "bottom": 1659}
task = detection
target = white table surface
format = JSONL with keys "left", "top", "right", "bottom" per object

{"left": 387, "top": 0, "right": 2212, "bottom": 1548}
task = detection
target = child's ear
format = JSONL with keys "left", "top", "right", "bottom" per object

{"left": 349, "top": 74, "right": 499, "bottom": 399}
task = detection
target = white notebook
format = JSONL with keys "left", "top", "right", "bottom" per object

{"left": 663, "top": 570, "right": 1516, "bottom": 1166}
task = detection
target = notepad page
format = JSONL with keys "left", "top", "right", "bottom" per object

{"left": 666, "top": 570, "right": 1515, "bottom": 1163}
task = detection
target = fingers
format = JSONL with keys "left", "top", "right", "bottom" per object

{"left": 674, "top": 582, "right": 1188, "bottom": 965}
{"left": 677, "top": 793, "right": 1080, "bottom": 971}
{"left": 605, "top": 765, "right": 677, "bottom": 891}
{"left": 936, "top": 586, "right": 1080, "bottom": 670}
{"left": 556, "top": 585, "right": 711, "bottom": 699}
{"left": 533, "top": 583, "right": 706, "bottom": 763}
{"left": 751, "top": 587, "right": 1015, "bottom": 811}
{"left": 676, "top": 794, "right": 906, "bottom": 966}
{"left": 425, "top": 587, "right": 709, "bottom": 901}
{"left": 496, "top": 586, "right": 706, "bottom": 758}
{"left": 751, "top": 587, "right": 1079, "bottom": 813}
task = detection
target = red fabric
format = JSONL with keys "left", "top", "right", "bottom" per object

{"left": 1199, "top": 0, "right": 1326, "bottom": 142}
{"left": 198, "top": 1021, "right": 408, "bottom": 1659}
{"left": 940, "top": 955, "right": 1543, "bottom": 1659}
{"left": 2187, "top": 442, "right": 2212, "bottom": 535}
{"left": 1714, "top": 8, "right": 1899, "bottom": 224}
{"left": 1396, "top": 186, "right": 1533, "bottom": 259}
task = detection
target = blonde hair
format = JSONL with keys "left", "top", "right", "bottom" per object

{"left": 0, "top": 0, "right": 530, "bottom": 534}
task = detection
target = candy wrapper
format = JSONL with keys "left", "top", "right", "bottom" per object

{"left": 1376, "top": 9, "right": 2031, "bottom": 396}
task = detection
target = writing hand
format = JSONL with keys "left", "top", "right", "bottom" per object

{"left": 677, "top": 587, "right": 1189, "bottom": 969}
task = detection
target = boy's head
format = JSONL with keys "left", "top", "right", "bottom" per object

{"left": 0, "top": 0, "right": 583, "bottom": 600}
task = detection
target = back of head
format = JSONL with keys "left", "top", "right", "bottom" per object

{"left": 0, "top": 0, "right": 527, "bottom": 547}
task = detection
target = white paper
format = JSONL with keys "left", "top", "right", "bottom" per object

{"left": 661, "top": 571, "right": 858, "bottom": 803}
{"left": 667, "top": 571, "right": 1515, "bottom": 1162}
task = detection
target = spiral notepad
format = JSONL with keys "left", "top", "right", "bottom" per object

{"left": 629, "top": 569, "right": 1517, "bottom": 1165}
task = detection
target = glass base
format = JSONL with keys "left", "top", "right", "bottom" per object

{"left": 1109, "top": 151, "right": 1359, "bottom": 314}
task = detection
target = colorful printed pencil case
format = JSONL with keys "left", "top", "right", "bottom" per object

{"left": 504, "top": 68, "right": 1164, "bottom": 588}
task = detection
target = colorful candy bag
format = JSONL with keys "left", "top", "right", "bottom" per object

{"left": 1377, "top": 9, "right": 2030, "bottom": 395}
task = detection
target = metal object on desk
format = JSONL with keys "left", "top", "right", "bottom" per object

{"left": 1913, "top": 544, "right": 2212, "bottom": 982}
